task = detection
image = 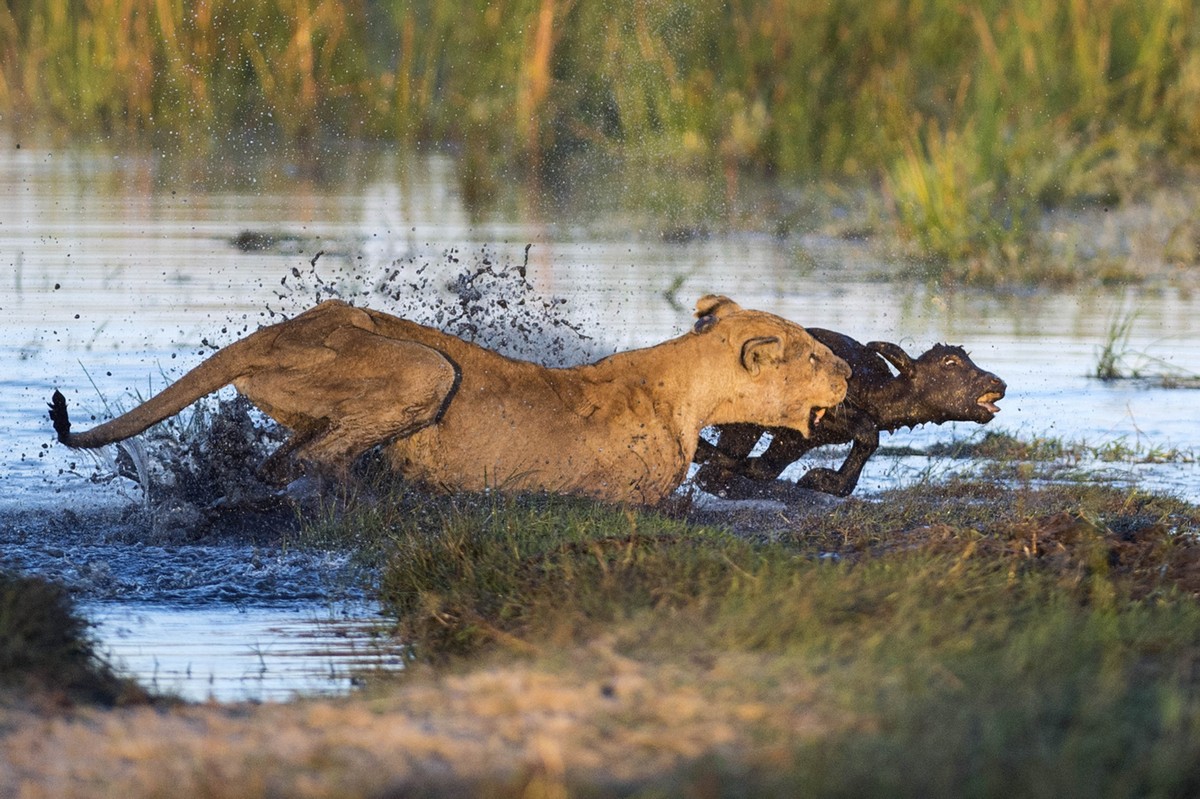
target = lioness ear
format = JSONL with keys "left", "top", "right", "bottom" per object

{"left": 694, "top": 295, "right": 742, "bottom": 319}
{"left": 740, "top": 336, "right": 784, "bottom": 376}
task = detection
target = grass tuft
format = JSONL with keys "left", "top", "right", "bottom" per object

{"left": 0, "top": 572, "right": 149, "bottom": 706}
{"left": 1095, "top": 309, "right": 1200, "bottom": 386}
{"left": 1096, "top": 309, "right": 1142, "bottom": 381}
{"left": 303, "top": 479, "right": 1200, "bottom": 793}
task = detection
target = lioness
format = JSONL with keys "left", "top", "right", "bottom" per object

{"left": 50, "top": 295, "right": 850, "bottom": 505}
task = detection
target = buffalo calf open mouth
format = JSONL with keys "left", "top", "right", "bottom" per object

{"left": 976, "top": 392, "right": 1003, "bottom": 414}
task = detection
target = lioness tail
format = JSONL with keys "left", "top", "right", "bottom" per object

{"left": 48, "top": 344, "right": 246, "bottom": 449}
{"left": 48, "top": 390, "right": 73, "bottom": 444}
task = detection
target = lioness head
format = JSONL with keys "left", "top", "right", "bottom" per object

{"left": 693, "top": 295, "right": 851, "bottom": 435}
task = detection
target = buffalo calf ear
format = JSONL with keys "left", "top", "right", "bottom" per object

{"left": 868, "top": 341, "right": 916, "bottom": 377}
{"left": 694, "top": 295, "right": 742, "bottom": 319}
{"left": 740, "top": 336, "right": 783, "bottom": 376}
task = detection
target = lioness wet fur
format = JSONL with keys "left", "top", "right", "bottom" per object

{"left": 50, "top": 296, "right": 850, "bottom": 505}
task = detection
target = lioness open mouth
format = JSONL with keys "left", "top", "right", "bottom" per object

{"left": 976, "top": 392, "right": 1003, "bottom": 414}
{"left": 811, "top": 407, "right": 827, "bottom": 427}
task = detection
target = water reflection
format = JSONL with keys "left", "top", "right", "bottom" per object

{"left": 86, "top": 602, "right": 401, "bottom": 703}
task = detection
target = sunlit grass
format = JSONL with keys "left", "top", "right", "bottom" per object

{"left": 284, "top": 478, "right": 1200, "bottom": 794}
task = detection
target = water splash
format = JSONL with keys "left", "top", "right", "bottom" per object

{"left": 273, "top": 243, "right": 611, "bottom": 366}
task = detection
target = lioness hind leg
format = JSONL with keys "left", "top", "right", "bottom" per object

{"left": 242, "top": 330, "right": 459, "bottom": 481}
{"left": 288, "top": 403, "right": 449, "bottom": 478}
{"left": 257, "top": 421, "right": 330, "bottom": 485}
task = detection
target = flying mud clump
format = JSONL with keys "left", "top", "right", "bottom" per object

{"left": 273, "top": 243, "right": 610, "bottom": 367}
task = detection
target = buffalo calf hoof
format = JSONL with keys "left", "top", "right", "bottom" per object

{"left": 796, "top": 468, "right": 854, "bottom": 497}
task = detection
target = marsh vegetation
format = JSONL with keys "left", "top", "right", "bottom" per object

{"left": 4, "top": 3, "right": 1200, "bottom": 793}
{"left": 4, "top": 0, "right": 1200, "bottom": 283}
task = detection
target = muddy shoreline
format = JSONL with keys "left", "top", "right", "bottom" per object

{"left": 7, "top": 475, "right": 1200, "bottom": 797}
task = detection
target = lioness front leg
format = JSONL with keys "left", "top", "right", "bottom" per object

{"left": 693, "top": 423, "right": 767, "bottom": 495}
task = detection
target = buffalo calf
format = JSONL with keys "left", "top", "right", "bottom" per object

{"left": 695, "top": 328, "right": 1006, "bottom": 497}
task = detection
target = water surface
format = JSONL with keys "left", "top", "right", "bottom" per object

{"left": 86, "top": 602, "right": 399, "bottom": 703}
{"left": 3, "top": 135, "right": 1197, "bottom": 699}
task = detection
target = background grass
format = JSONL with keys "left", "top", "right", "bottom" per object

{"left": 3, "top": 1, "right": 1200, "bottom": 278}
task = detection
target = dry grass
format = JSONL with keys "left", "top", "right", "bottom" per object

{"left": 1, "top": 645, "right": 844, "bottom": 798}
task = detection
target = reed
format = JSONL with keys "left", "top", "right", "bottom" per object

{"left": 1096, "top": 309, "right": 1141, "bottom": 380}
{"left": 3, "top": 0, "right": 1198, "bottom": 276}
{"left": 1094, "top": 307, "right": 1200, "bottom": 385}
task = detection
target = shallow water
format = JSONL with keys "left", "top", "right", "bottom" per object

{"left": 85, "top": 601, "right": 400, "bottom": 703}
{"left": 2, "top": 134, "right": 1198, "bottom": 699}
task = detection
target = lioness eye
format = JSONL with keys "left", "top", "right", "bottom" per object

{"left": 809, "top": 353, "right": 818, "bottom": 365}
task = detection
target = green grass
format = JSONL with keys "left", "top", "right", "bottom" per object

{"left": 0, "top": 572, "right": 149, "bottom": 706}
{"left": 4, "top": 1, "right": 1200, "bottom": 281}
{"left": 924, "top": 429, "right": 1197, "bottom": 466}
{"left": 1097, "top": 309, "right": 1144, "bottom": 380}
{"left": 1095, "top": 309, "right": 1200, "bottom": 386}
{"left": 288, "top": 476, "right": 1200, "bottom": 794}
